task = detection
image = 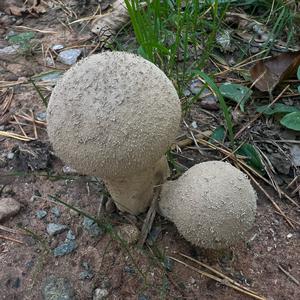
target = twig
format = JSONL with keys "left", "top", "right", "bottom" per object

{"left": 30, "top": 110, "right": 38, "bottom": 139}
{"left": 179, "top": 253, "right": 262, "bottom": 296}
{"left": 170, "top": 256, "right": 266, "bottom": 300}
{"left": 138, "top": 186, "right": 161, "bottom": 246}
{"left": 278, "top": 265, "right": 299, "bottom": 286}
{"left": 0, "top": 235, "right": 24, "bottom": 245}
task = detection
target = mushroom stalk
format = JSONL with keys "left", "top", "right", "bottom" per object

{"left": 104, "top": 156, "right": 169, "bottom": 215}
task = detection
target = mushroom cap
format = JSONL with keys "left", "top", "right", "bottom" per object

{"left": 47, "top": 52, "right": 181, "bottom": 178}
{"left": 159, "top": 161, "right": 257, "bottom": 249}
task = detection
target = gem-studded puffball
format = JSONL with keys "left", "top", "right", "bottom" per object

{"left": 159, "top": 161, "right": 257, "bottom": 249}
{"left": 47, "top": 51, "right": 181, "bottom": 179}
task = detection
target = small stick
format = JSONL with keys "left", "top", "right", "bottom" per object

{"left": 170, "top": 257, "right": 266, "bottom": 300}
{"left": 0, "top": 130, "right": 34, "bottom": 141}
{"left": 138, "top": 186, "right": 161, "bottom": 246}
{"left": 179, "top": 253, "right": 261, "bottom": 296}
{"left": 30, "top": 110, "right": 38, "bottom": 139}
{"left": 234, "top": 85, "right": 290, "bottom": 139}
{"left": 13, "top": 25, "right": 58, "bottom": 34}
{"left": 0, "top": 235, "right": 24, "bottom": 245}
{"left": 13, "top": 115, "right": 28, "bottom": 138}
{"left": 278, "top": 265, "right": 299, "bottom": 286}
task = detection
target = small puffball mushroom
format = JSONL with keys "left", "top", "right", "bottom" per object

{"left": 47, "top": 51, "right": 181, "bottom": 215}
{"left": 159, "top": 161, "right": 257, "bottom": 249}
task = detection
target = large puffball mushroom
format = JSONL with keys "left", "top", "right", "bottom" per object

{"left": 47, "top": 51, "right": 181, "bottom": 215}
{"left": 159, "top": 161, "right": 257, "bottom": 249}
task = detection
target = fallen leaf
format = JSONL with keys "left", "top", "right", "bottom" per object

{"left": 250, "top": 51, "right": 300, "bottom": 92}
{"left": 219, "top": 83, "right": 252, "bottom": 112}
{"left": 237, "top": 143, "right": 264, "bottom": 173}
{"left": 280, "top": 112, "right": 300, "bottom": 131}
{"left": 5, "top": 5, "right": 25, "bottom": 16}
{"left": 256, "top": 103, "right": 300, "bottom": 115}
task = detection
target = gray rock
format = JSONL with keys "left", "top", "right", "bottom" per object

{"left": 53, "top": 240, "right": 77, "bottom": 257}
{"left": 42, "top": 275, "right": 75, "bottom": 300}
{"left": 0, "top": 45, "right": 20, "bottom": 58}
{"left": 269, "top": 153, "right": 291, "bottom": 175}
{"left": 36, "top": 210, "right": 47, "bottom": 219}
{"left": 93, "top": 288, "right": 109, "bottom": 300}
{"left": 47, "top": 223, "right": 68, "bottom": 236}
{"left": 200, "top": 96, "right": 219, "bottom": 111}
{"left": 66, "top": 230, "right": 75, "bottom": 240}
{"left": 36, "top": 112, "right": 47, "bottom": 122}
{"left": 50, "top": 207, "right": 61, "bottom": 218}
{"left": 62, "top": 165, "right": 77, "bottom": 175}
{"left": 57, "top": 49, "right": 82, "bottom": 65}
{"left": 0, "top": 198, "right": 21, "bottom": 222}
{"left": 82, "top": 217, "right": 103, "bottom": 237}
{"left": 290, "top": 145, "right": 300, "bottom": 167}
{"left": 138, "top": 295, "right": 149, "bottom": 300}
{"left": 7, "top": 152, "right": 14, "bottom": 160}
{"left": 51, "top": 44, "right": 64, "bottom": 51}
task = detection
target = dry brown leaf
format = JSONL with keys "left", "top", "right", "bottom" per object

{"left": 5, "top": 5, "right": 26, "bottom": 16}
{"left": 250, "top": 51, "right": 300, "bottom": 92}
{"left": 5, "top": 0, "right": 47, "bottom": 16}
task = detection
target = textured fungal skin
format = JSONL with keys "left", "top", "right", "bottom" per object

{"left": 106, "top": 156, "right": 170, "bottom": 214}
{"left": 47, "top": 51, "right": 181, "bottom": 178}
{"left": 159, "top": 161, "right": 257, "bottom": 249}
{"left": 47, "top": 51, "right": 181, "bottom": 214}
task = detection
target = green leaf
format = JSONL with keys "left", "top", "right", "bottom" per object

{"left": 219, "top": 83, "right": 252, "bottom": 112}
{"left": 256, "top": 103, "right": 300, "bottom": 116}
{"left": 8, "top": 32, "right": 35, "bottom": 49}
{"left": 209, "top": 126, "right": 225, "bottom": 144}
{"left": 280, "top": 112, "right": 300, "bottom": 131}
{"left": 237, "top": 143, "right": 264, "bottom": 172}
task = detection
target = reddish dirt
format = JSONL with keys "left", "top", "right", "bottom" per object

{"left": 0, "top": 1, "right": 299, "bottom": 300}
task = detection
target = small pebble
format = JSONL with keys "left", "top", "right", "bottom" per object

{"left": 7, "top": 152, "right": 14, "bottom": 160}
{"left": 79, "top": 270, "right": 94, "bottom": 280}
{"left": 62, "top": 165, "right": 77, "bottom": 175}
{"left": 42, "top": 276, "right": 75, "bottom": 300}
{"left": 0, "top": 197, "right": 21, "bottom": 222}
{"left": 0, "top": 45, "right": 20, "bottom": 57}
{"left": 53, "top": 240, "right": 77, "bottom": 257}
{"left": 36, "top": 210, "right": 47, "bottom": 219}
{"left": 51, "top": 44, "right": 64, "bottom": 51}
{"left": 138, "top": 295, "right": 149, "bottom": 300}
{"left": 36, "top": 112, "right": 47, "bottom": 122}
{"left": 57, "top": 49, "right": 82, "bottom": 65}
{"left": 50, "top": 206, "right": 60, "bottom": 218}
{"left": 191, "top": 121, "right": 198, "bottom": 129}
{"left": 93, "top": 288, "right": 109, "bottom": 300}
{"left": 66, "top": 230, "right": 76, "bottom": 240}
{"left": 82, "top": 217, "right": 103, "bottom": 237}
{"left": 124, "top": 266, "right": 135, "bottom": 274}
{"left": 47, "top": 223, "right": 68, "bottom": 236}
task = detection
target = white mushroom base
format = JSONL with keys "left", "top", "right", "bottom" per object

{"left": 104, "top": 156, "right": 170, "bottom": 215}
{"left": 159, "top": 161, "right": 257, "bottom": 249}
